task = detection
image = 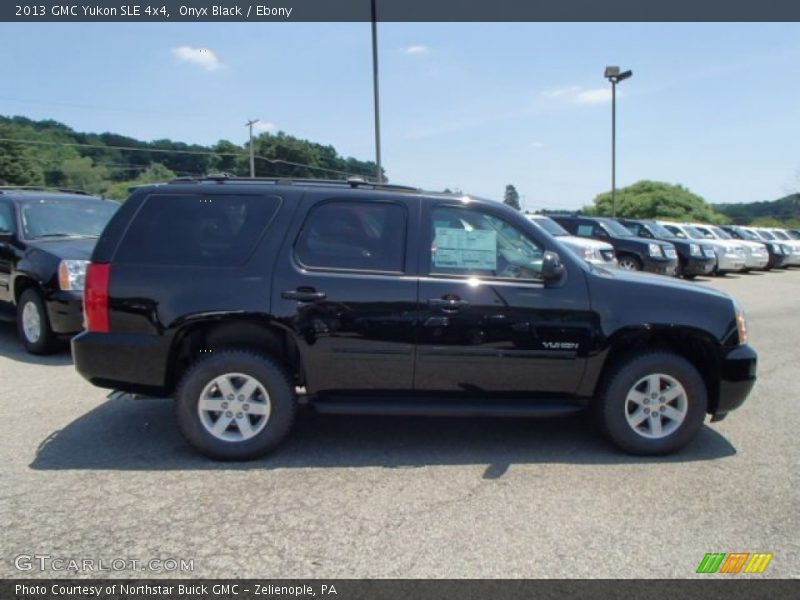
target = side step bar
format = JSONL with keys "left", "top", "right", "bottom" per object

{"left": 309, "top": 399, "right": 585, "bottom": 418}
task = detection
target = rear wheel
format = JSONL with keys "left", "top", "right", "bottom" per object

{"left": 617, "top": 255, "right": 642, "bottom": 271}
{"left": 595, "top": 352, "right": 707, "bottom": 455}
{"left": 17, "top": 288, "right": 57, "bottom": 354}
{"left": 175, "top": 350, "right": 297, "bottom": 460}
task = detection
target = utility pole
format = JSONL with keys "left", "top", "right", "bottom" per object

{"left": 245, "top": 118, "right": 259, "bottom": 178}
{"left": 371, "top": 0, "right": 383, "bottom": 183}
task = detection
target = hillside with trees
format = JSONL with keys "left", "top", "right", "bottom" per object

{"left": 713, "top": 194, "right": 800, "bottom": 228}
{"left": 582, "top": 180, "right": 729, "bottom": 224}
{"left": 0, "top": 115, "right": 382, "bottom": 200}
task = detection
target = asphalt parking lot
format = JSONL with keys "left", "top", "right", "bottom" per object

{"left": 0, "top": 271, "right": 797, "bottom": 579}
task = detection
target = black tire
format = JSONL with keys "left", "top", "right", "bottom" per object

{"left": 16, "top": 288, "right": 58, "bottom": 355}
{"left": 175, "top": 350, "right": 297, "bottom": 460}
{"left": 617, "top": 255, "right": 642, "bottom": 271}
{"left": 595, "top": 352, "right": 707, "bottom": 455}
{"left": 683, "top": 274, "right": 697, "bottom": 280}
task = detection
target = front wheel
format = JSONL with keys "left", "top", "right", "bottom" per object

{"left": 595, "top": 352, "right": 707, "bottom": 455}
{"left": 617, "top": 255, "right": 642, "bottom": 271}
{"left": 17, "top": 288, "right": 57, "bottom": 354}
{"left": 175, "top": 350, "right": 297, "bottom": 460}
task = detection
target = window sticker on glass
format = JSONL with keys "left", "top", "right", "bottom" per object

{"left": 433, "top": 227, "right": 497, "bottom": 271}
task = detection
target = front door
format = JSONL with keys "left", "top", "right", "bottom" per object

{"left": 414, "top": 202, "right": 593, "bottom": 396}
{"left": 271, "top": 192, "right": 420, "bottom": 395}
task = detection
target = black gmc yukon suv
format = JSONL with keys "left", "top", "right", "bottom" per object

{"left": 0, "top": 189, "right": 118, "bottom": 353}
{"left": 72, "top": 177, "right": 757, "bottom": 460}
{"left": 551, "top": 215, "right": 679, "bottom": 275}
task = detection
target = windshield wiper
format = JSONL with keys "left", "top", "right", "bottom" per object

{"left": 33, "top": 233, "right": 97, "bottom": 239}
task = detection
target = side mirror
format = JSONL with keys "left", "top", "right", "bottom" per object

{"left": 541, "top": 251, "right": 565, "bottom": 283}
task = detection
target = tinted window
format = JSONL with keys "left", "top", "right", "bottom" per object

{"left": 430, "top": 206, "right": 544, "bottom": 281}
{"left": 576, "top": 224, "right": 594, "bottom": 237}
{"left": 0, "top": 202, "right": 14, "bottom": 233}
{"left": 20, "top": 198, "right": 117, "bottom": 239}
{"left": 295, "top": 200, "right": 406, "bottom": 273}
{"left": 115, "top": 194, "right": 280, "bottom": 266}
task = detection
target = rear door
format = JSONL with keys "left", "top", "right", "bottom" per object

{"left": 271, "top": 191, "right": 420, "bottom": 395}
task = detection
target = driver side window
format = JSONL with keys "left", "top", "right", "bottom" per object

{"left": 429, "top": 206, "right": 543, "bottom": 281}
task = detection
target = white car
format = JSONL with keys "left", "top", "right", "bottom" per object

{"left": 691, "top": 223, "right": 769, "bottom": 271}
{"left": 658, "top": 222, "right": 746, "bottom": 274}
{"left": 766, "top": 228, "right": 800, "bottom": 266}
{"left": 527, "top": 214, "right": 618, "bottom": 268}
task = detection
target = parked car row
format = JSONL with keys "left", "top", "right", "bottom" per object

{"left": 524, "top": 213, "right": 800, "bottom": 279}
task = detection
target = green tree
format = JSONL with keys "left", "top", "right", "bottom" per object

{"left": 503, "top": 184, "right": 521, "bottom": 210}
{"left": 104, "top": 164, "right": 177, "bottom": 201}
{"left": 584, "top": 180, "right": 728, "bottom": 224}
{"left": 59, "top": 157, "right": 110, "bottom": 194}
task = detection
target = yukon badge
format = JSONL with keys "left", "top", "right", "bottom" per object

{"left": 542, "top": 341, "right": 579, "bottom": 350}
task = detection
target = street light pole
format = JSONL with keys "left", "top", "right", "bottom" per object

{"left": 611, "top": 80, "right": 616, "bottom": 217}
{"left": 371, "top": 0, "right": 383, "bottom": 184}
{"left": 245, "top": 118, "right": 259, "bottom": 178}
{"left": 604, "top": 66, "right": 632, "bottom": 218}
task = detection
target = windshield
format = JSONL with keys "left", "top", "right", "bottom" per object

{"left": 530, "top": 216, "right": 568, "bottom": 236}
{"left": 20, "top": 199, "right": 118, "bottom": 239}
{"left": 771, "top": 230, "right": 790, "bottom": 240}
{"left": 711, "top": 226, "right": 732, "bottom": 239}
{"left": 788, "top": 231, "right": 800, "bottom": 240}
{"left": 647, "top": 222, "right": 677, "bottom": 239}
{"left": 757, "top": 230, "right": 775, "bottom": 240}
{"left": 599, "top": 219, "right": 633, "bottom": 237}
{"left": 738, "top": 228, "right": 760, "bottom": 241}
{"left": 682, "top": 225, "right": 707, "bottom": 240}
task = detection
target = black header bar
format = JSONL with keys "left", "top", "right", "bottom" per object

{"left": 3, "top": 0, "right": 800, "bottom": 22}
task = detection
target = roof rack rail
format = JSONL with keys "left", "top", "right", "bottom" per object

{"left": 166, "top": 175, "right": 419, "bottom": 193}
{"left": 0, "top": 185, "right": 92, "bottom": 195}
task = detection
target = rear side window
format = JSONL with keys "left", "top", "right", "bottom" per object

{"left": 294, "top": 200, "right": 407, "bottom": 273}
{"left": 114, "top": 194, "right": 281, "bottom": 266}
{"left": 576, "top": 224, "right": 594, "bottom": 237}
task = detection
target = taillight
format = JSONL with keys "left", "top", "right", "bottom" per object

{"left": 84, "top": 263, "right": 110, "bottom": 333}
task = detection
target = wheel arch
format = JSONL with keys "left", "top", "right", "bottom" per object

{"left": 593, "top": 325, "right": 722, "bottom": 414}
{"left": 166, "top": 316, "right": 304, "bottom": 396}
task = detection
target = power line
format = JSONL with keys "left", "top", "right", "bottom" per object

{"left": 0, "top": 136, "right": 366, "bottom": 179}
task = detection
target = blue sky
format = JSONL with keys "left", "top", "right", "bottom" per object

{"left": 1, "top": 22, "right": 798, "bottom": 208}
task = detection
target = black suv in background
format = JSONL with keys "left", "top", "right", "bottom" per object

{"left": 550, "top": 215, "right": 678, "bottom": 275}
{"left": 73, "top": 177, "right": 756, "bottom": 460}
{"left": 0, "top": 189, "right": 118, "bottom": 353}
{"left": 618, "top": 218, "right": 716, "bottom": 279}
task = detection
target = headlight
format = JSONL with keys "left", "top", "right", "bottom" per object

{"left": 770, "top": 243, "right": 780, "bottom": 253}
{"left": 782, "top": 244, "right": 791, "bottom": 255}
{"left": 735, "top": 303, "right": 747, "bottom": 345}
{"left": 582, "top": 247, "right": 600, "bottom": 261}
{"left": 58, "top": 259, "right": 89, "bottom": 291}
{"left": 648, "top": 243, "right": 663, "bottom": 257}
{"left": 689, "top": 243, "right": 701, "bottom": 256}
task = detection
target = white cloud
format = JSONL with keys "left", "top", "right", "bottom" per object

{"left": 253, "top": 122, "right": 276, "bottom": 133}
{"left": 575, "top": 88, "right": 612, "bottom": 104}
{"left": 172, "top": 46, "right": 224, "bottom": 71}
{"left": 530, "top": 141, "right": 545, "bottom": 149}
{"left": 402, "top": 45, "right": 429, "bottom": 55}
{"left": 542, "top": 85, "right": 582, "bottom": 98}
{"left": 541, "top": 85, "right": 614, "bottom": 105}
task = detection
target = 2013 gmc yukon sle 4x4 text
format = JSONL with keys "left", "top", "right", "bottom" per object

{"left": 72, "top": 177, "right": 757, "bottom": 460}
